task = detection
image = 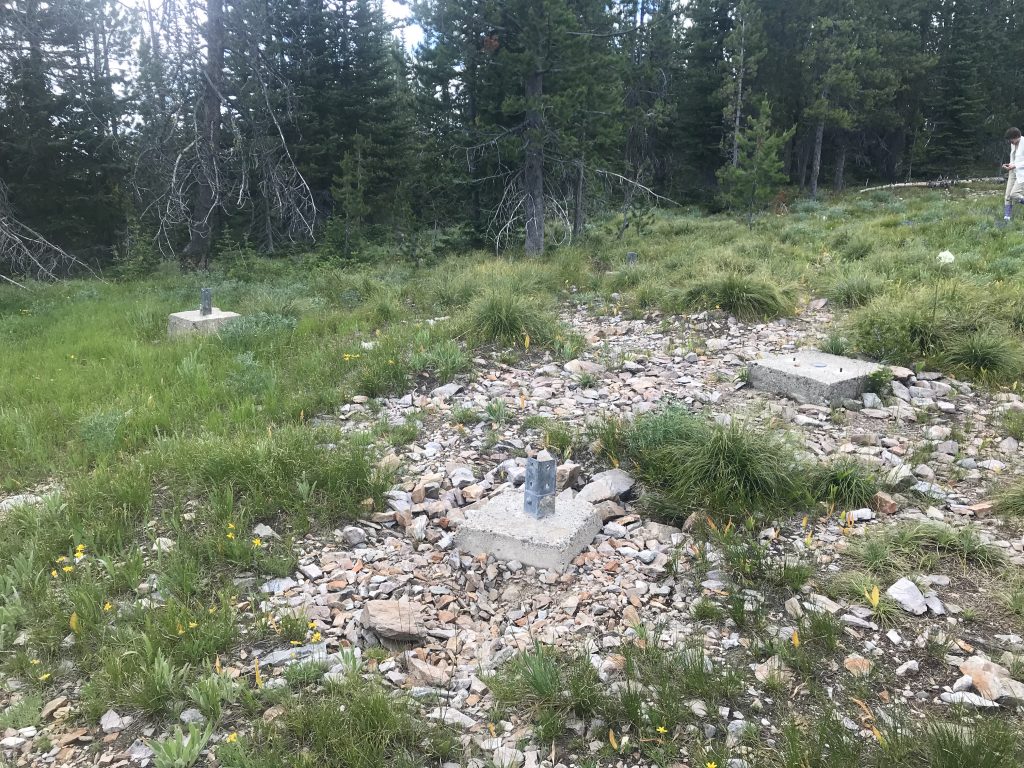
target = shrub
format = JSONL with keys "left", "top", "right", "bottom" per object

{"left": 995, "top": 480, "right": 1024, "bottom": 518}
{"left": 683, "top": 274, "right": 793, "bottom": 321}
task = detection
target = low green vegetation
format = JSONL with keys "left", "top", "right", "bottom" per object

{"left": 593, "top": 406, "right": 880, "bottom": 526}
{"left": 850, "top": 520, "right": 1004, "bottom": 577}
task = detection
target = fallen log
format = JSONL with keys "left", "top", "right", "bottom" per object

{"left": 859, "top": 177, "right": 1003, "bottom": 193}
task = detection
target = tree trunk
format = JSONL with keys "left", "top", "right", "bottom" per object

{"left": 809, "top": 119, "right": 824, "bottom": 198}
{"left": 184, "top": 0, "right": 224, "bottom": 268}
{"left": 572, "top": 157, "right": 585, "bottom": 240}
{"left": 523, "top": 69, "right": 544, "bottom": 257}
{"left": 833, "top": 137, "right": 847, "bottom": 192}
{"left": 731, "top": 17, "right": 746, "bottom": 168}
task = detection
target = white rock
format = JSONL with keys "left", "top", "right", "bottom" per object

{"left": 886, "top": 578, "right": 927, "bottom": 615}
{"left": 939, "top": 691, "right": 999, "bottom": 708}
{"left": 100, "top": 709, "right": 129, "bottom": 733}
{"left": 895, "top": 660, "right": 919, "bottom": 676}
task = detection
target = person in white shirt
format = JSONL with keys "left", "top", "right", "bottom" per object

{"left": 1002, "top": 127, "right": 1024, "bottom": 221}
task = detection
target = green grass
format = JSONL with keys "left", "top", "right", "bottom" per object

{"left": 850, "top": 521, "right": 1004, "bottom": 577}
{"left": 808, "top": 457, "right": 879, "bottom": 510}
{"left": 683, "top": 273, "right": 794, "bottom": 321}
{"left": 995, "top": 480, "right": 1024, "bottom": 518}
{"left": 216, "top": 677, "right": 460, "bottom": 768}
{"left": 5, "top": 188, "right": 1024, "bottom": 757}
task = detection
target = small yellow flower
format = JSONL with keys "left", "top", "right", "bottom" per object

{"left": 62, "top": 565, "right": 74, "bottom": 573}
{"left": 188, "top": 621, "right": 198, "bottom": 629}
{"left": 55, "top": 556, "right": 67, "bottom": 564}
{"left": 50, "top": 569, "right": 58, "bottom": 578}
{"left": 208, "top": 606, "right": 217, "bottom": 614}
{"left": 226, "top": 532, "right": 236, "bottom": 540}
{"left": 254, "top": 658, "right": 263, "bottom": 688}
{"left": 30, "top": 659, "right": 40, "bottom": 666}
{"left": 791, "top": 630, "right": 801, "bottom": 649}
{"left": 290, "top": 640, "right": 301, "bottom": 646}
{"left": 227, "top": 522, "right": 236, "bottom": 530}
{"left": 706, "top": 762, "right": 718, "bottom": 768}
{"left": 177, "top": 623, "right": 185, "bottom": 635}
{"left": 103, "top": 602, "right": 113, "bottom": 612}
{"left": 311, "top": 631, "right": 322, "bottom": 643}
{"left": 38, "top": 673, "right": 51, "bottom": 681}
{"left": 75, "top": 544, "right": 85, "bottom": 553}
{"left": 656, "top": 725, "right": 668, "bottom": 734}
{"left": 251, "top": 537, "right": 262, "bottom": 548}
{"left": 307, "top": 621, "right": 316, "bottom": 629}
{"left": 225, "top": 732, "right": 238, "bottom": 743}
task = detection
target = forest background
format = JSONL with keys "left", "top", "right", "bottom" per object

{"left": 1, "top": 0, "right": 1020, "bottom": 274}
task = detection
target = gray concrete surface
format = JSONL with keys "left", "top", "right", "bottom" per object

{"left": 455, "top": 490, "right": 602, "bottom": 572}
{"left": 167, "top": 308, "right": 241, "bottom": 338}
{"left": 748, "top": 350, "right": 880, "bottom": 405}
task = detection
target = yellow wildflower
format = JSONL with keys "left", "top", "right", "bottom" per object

{"left": 706, "top": 763, "right": 718, "bottom": 768}
{"left": 177, "top": 623, "right": 185, "bottom": 635}
{"left": 225, "top": 732, "right": 238, "bottom": 743}
{"left": 254, "top": 658, "right": 263, "bottom": 688}
{"left": 30, "top": 659, "right": 40, "bottom": 666}
{"left": 311, "top": 631, "right": 322, "bottom": 643}
{"left": 55, "top": 556, "right": 67, "bottom": 563}
{"left": 307, "top": 621, "right": 316, "bottom": 629}
{"left": 226, "top": 532, "right": 236, "bottom": 540}
{"left": 103, "top": 602, "right": 113, "bottom": 612}
{"left": 50, "top": 569, "right": 57, "bottom": 578}
{"left": 62, "top": 565, "right": 74, "bottom": 573}
{"left": 227, "top": 522, "right": 236, "bottom": 530}
{"left": 251, "top": 537, "right": 262, "bottom": 548}
{"left": 188, "top": 621, "right": 198, "bottom": 629}
{"left": 656, "top": 725, "right": 668, "bottom": 734}
{"left": 290, "top": 640, "right": 301, "bottom": 646}
{"left": 38, "top": 673, "right": 51, "bottom": 681}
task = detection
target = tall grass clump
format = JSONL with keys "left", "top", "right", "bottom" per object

{"left": 808, "top": 457, "right": 878, "bottom": 509}
{"left": 827, "top": 270, "right": 883, "bottom": 308}
{"left": 941, "top": 327, "right": 1024, "bottom": 383}
{"left": 463, "top": 288, "right": 557, "bottom": 347}
{"left": 683, "top": 274, "right": 793, "bottom": 321}
{"left": 620, "top": 408, "right": 808, "bottom": 524}
{"left": 994, "top": 480, "right": 1024, "bottom": 518}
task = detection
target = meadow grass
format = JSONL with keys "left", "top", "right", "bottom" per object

{"left": 3, "top": 186, "right": 1024, "bottom": 757}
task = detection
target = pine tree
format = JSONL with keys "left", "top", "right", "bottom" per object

{"left": 717, "top": 102, "right": 794, "bottom": 226}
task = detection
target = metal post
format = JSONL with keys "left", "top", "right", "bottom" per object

{"left": 524, "top": 457, "right": 557, "bottom": 519}
{"left": 200, "top": 288, "right": 213, "bottom": 316}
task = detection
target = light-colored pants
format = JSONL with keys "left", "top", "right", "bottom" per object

{"left": 1006, "top": 170, "right": 1024, "bottom": 203}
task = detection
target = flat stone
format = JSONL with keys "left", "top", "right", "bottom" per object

{"left": 100, "top": 709, "right": 129, "bottom": 733}
{"left": 361, "top": 600, "right": 426, "bottom": 642}
{"left": 0, "top": 493, "right": 44, "bottom": 514}
{"left": 939, "top": 691, "right": 999, "bottom": 708}
{"left": 167, "top": 307, "right": 240, "bottom": 338}
{"left": 455, "top": 491, "right": 601, "bottom": 571}
{"left": 843, "top": 653, "right": 873, "bottom": 677}
{"left": 587, "top": 469, "right": 635, "bottom": 497}
{"left": 886, "top": 578, "right": 927, "bottom": 615}
{"left": 427, "top": 707, "right": 476, "bottom": 729}
{"left": 748, "top": 350, "right": 880, "bottom": 406}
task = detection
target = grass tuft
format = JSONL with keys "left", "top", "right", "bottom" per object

{"left": 683, "top": 274, "right": 793, "bottom": 321}
{"left": 808, "top": 457, "right": 878, "bottom": 510}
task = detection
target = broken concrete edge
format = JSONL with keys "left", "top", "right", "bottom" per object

{"left": 454, "top": 490, "right": 602, "bottom": 572}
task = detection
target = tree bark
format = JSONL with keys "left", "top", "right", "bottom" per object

{"left": 833, "top": 137, "right": 847, "bottom": 192}
{"left": 572, "top": 157, "right": 585, "bottom": 240}
{"left": 809, "top": 119, "right": 824, "bottom": 198}
{"left": 523, "top": 69, "right": 544, "bottom": 257}
{"left": 731, "top": 17, "right": 746, "bottom": 168}
{"left": 184, "top": 0, "right": 224, "bottom": 268}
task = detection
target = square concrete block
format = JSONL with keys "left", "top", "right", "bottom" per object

{"left": 748, "top": 350, "right": 880, "bottom": 405}
{"left": 455, "top": 491, "right": 601, "bottom": 572}
{"left": 167, "top": 308, "right": 241, "bottom": 338}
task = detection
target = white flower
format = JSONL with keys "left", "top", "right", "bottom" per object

{"left": 937, "top": 250, "right": 955, "bottom": 264}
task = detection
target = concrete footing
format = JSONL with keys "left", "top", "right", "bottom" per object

{"left": 748, "top": 350, "right": 880, "bottom": 405}
{"left": 455, "top": 491, "right": 601, "bottom": 572}
{"left": 167, "top": 308, "right": 241, "bottom": 338}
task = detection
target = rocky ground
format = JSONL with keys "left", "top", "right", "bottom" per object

{"left": 3, "top": 297, "right": 1024, "bottom": 767}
